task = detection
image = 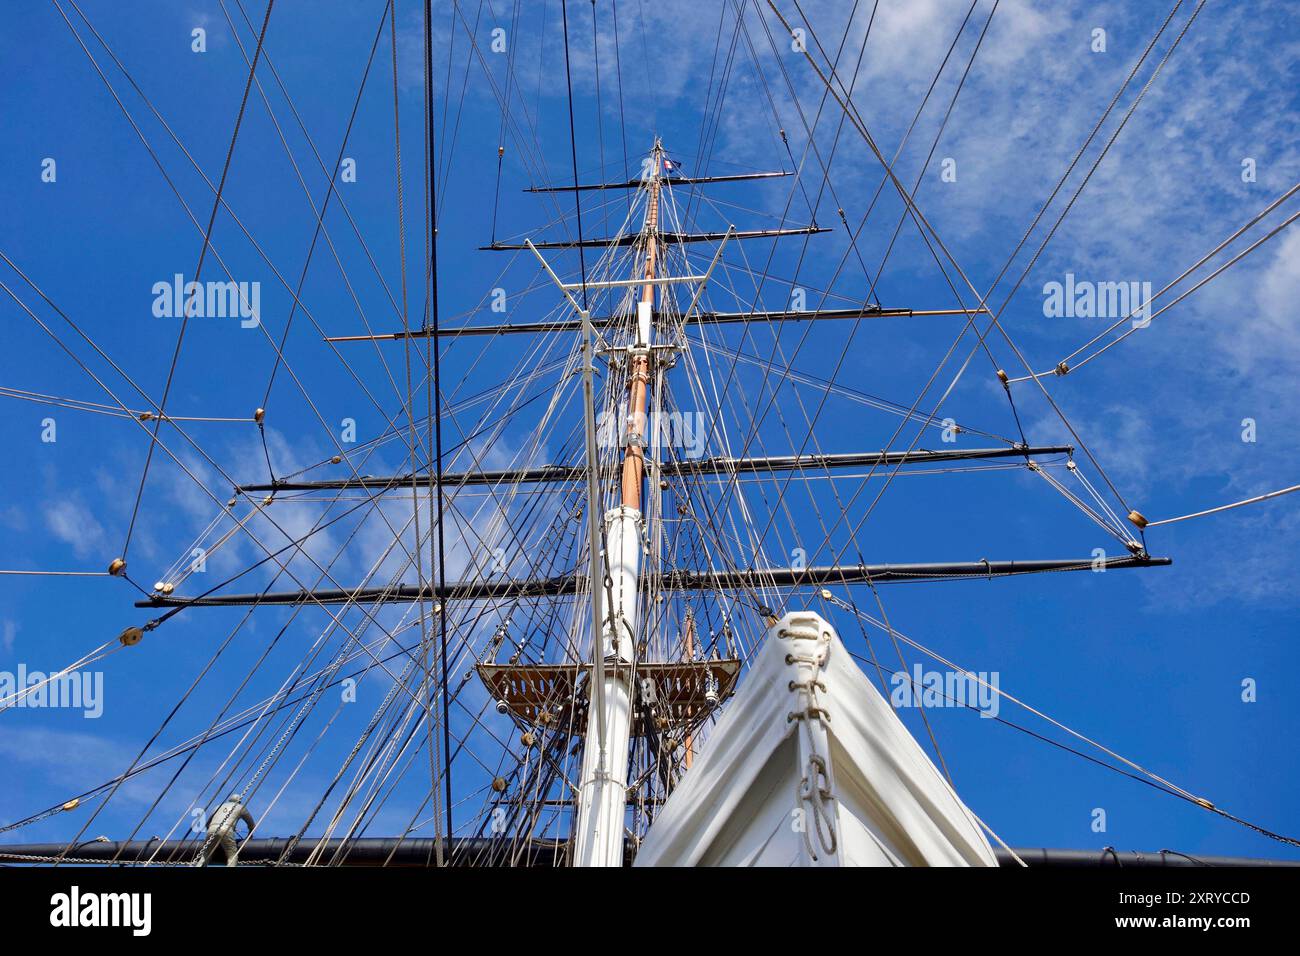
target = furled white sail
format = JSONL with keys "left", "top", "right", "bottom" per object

{"left": 634, "top": 611, "right": 998, "bottom": 867}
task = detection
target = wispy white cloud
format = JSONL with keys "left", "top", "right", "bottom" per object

{"left": 43, "top": 497, "right": 107, "bottom": 559}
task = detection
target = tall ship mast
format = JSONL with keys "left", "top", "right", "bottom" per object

{"left": 569, "top": 139, "right": 664, "bottom": 867}
{"left": 108, "top": 136, "right": 1167, "bottom": 866}
{"left": 3, "top": 0, "right": 1297, "bottom": 872}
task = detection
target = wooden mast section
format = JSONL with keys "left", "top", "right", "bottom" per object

{"left": 620, "top": 143, "right": 661, "bottom": 508}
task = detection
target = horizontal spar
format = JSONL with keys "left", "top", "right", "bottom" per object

{"left": 233, "top": 446, "right": 1073, "bottom": 493}
{"left": 481, "top": 226, "right": 830, "bottom": 251}
{"left": 0, "top": 839, "right": 1288, "bottom": 867}
{"left": 135, "top": 555, "right": 1169, "bottom": 608}
{"left": 524, "top": 170, "right": 792, "bottom": 192}
{"left": 323, "top": 304, "right": 989, "bottom": 342}
{"left": 560, "top": 274, "right": 706, "bottom": 291}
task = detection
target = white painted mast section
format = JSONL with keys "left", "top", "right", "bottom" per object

{"left": 573, "top": 143, "right": 664, "bottom": 867}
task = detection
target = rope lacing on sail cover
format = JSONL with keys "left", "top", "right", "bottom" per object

{"left": 783, "top": 626, "right": 838, "bottom": 861}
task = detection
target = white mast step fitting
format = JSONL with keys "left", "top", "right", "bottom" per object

{"left": 634, "top": 611, "right": 998, "bottom": 867}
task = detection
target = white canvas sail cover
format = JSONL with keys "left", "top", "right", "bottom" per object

{"left": 634, "top": 611, "right": 998, "bottom": 867}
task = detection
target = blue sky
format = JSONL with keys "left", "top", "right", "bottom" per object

{"left": 1, "top": 0, "right": 1298, "bottom": 862}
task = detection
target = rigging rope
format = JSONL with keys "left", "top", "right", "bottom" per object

{"left": 1145, "top": 483, "right": 1300, "bottom": 528}
{"left": 423, "top": 0, "right": 455, "bottom": 856}
{"left": 117, "top": 0, "right": 275, "bottom": 560}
